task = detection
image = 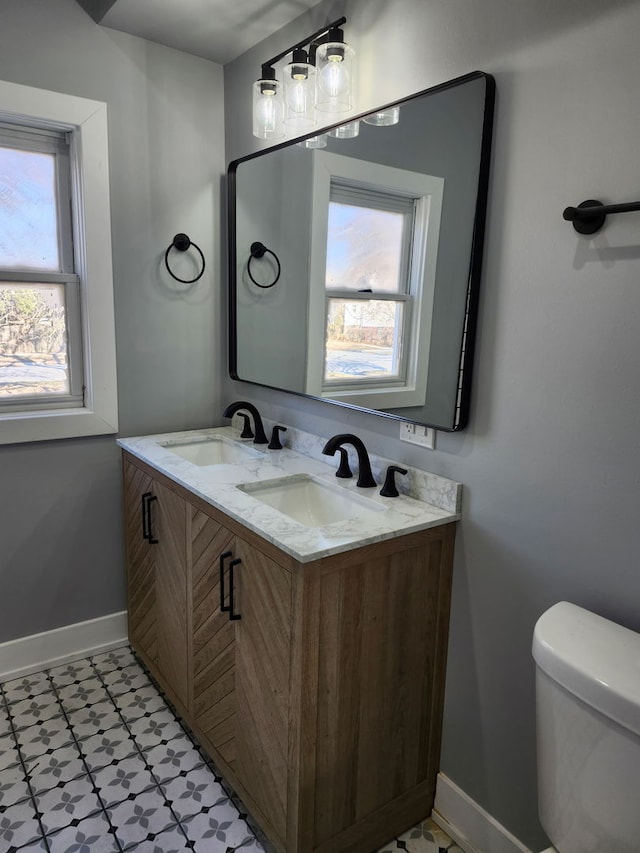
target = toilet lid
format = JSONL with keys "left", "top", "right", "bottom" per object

{"left": 533, "top": 602, "right": 640, "bottom": 737}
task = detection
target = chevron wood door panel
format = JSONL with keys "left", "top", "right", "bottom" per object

{"left": 191, "top": 507, "right": 236, "bottom": 767}
{"left": 311, "top": 538, "right": 447, "bottom": 849}
{"left": 234, "top": 538, "right": 292, "bottom": 847}
{"left": 154, "top": 480, "right": 189, "bottom": 711}
{"left": 123, "top": 458, "right": 157, "bottom": 665}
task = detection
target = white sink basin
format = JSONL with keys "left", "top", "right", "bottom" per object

{"left": 238, "top": 474, "right": 386, "bottom": 528}
{"left": 158, "top": 436, "right": 263, "bottom": 466}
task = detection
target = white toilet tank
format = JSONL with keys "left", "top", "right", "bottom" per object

{"left": 532, "top": 601, "right": 640, "bottom": 853}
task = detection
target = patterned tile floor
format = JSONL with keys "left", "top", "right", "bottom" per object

{"left": 0, "top": 647, "right": 461, "bottom": 853}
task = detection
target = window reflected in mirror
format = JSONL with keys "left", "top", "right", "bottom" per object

{"left": 323, "top": 186, "right": 413, "bottom": 388}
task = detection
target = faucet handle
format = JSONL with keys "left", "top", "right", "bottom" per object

{"left": 268, "top": 425, "right": 287, "bottom": 450}
{"left": 335, "top": 447, "right": 352, "bottom": 479}
{"left": 380, "top": 465, "right": 408, "bottom": 498}
{"left": 237, "top": 413, "right": 254, "bottom": 439}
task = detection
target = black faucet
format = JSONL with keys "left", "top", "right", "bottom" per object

{"left": 380, "top": 465, "right": 408, "bottom": 498}
{"left": 222, "top": 401, "right": 268, "bottom": 444}
{"left": 322, "top": 433, "right": 377, "bottom": 488}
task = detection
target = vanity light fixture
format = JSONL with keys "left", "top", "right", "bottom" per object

{"left": 283, "top": 49, "right": 316, "bottom": 131}
{"left": 296, "top": 134, "right": 328, "bottom": 149}
{"left": 363, "top": 106, "right": 401, "bottom": 126}
{"left": 252, "top": 17, "right": 355, "bottom": 140}
{"left": 253, "top": 65, "right": 284, "bottom": 139}
{"left": 314, "top": 26, "right": 355, "bottom": 114}
{"left": 328, "top": 120, "right": 360, "bottom": 139}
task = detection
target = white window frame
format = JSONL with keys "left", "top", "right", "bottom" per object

{"left": 0, "top": 123, "right": 84, "bottom": 412}
{"left": 307, "top": 151, "right": 444, "bottom": 409}
{"left": 0, "top": 80, "right": 117, "bottom": 445}
{"left": 323, "top": 182, "right": 416, "bottom": 390}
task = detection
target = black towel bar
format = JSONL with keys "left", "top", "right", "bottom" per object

{"left": 563, "top": 199, "right": 640, "bottom": 234}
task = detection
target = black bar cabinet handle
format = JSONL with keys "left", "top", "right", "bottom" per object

{"left": 141, "top": 492, "right": 151, "bottom": 540}
{"left": 228, "top": 558, "right": 242, "bottom": 621}
{"left": 141, "top": 492, "right": 158, "bottom": 543}
{"left": 146, "top": 494, "right": 158, "bottom": 544}
{"left": 219, "top": 551, "right": 233, "bottom": 613}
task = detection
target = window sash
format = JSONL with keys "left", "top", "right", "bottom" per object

{"left": 325, "top": 288, "right": 411, "bottom": 303}
{"left": 0, "top": 122, "right": 82, "bottom": 413}
{"left": 328, "top": 181, "right": 416, "bottom": 296}
{"left": 324, "top": 183, "right": 418, "bottom": 389}
{"left": 0, "top": 121, "right": 70, "bottom": 155}
{"left": 323, "top": 295, "right": 412, "bottom": 390}
{"left": 0, "top": 123, "right": 74, "bottom": 275}
{"left": 330, "top": 181, "right": 417, "bottom": 215}
{"left": 0, "top": 272, "right": 83, "bottom": 411}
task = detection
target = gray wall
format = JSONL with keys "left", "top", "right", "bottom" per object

{"left": 0, "top": 0, "right": 224, "bottom": 640}
{"left": 224, "top": 1, "right": 640, "bottom": 849}
{"left": 234, "top": 148, "right": 311, "bottom": 391}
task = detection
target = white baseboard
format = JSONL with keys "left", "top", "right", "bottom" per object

{"left": 0, "top": 611, "right": 128, "bottom": 683}
{"left": 433, "top": 773, "right": 534, "bottom": 853}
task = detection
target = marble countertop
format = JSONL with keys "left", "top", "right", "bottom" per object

{"left": 118, "top": 426, "right": 461, "bottom": 563}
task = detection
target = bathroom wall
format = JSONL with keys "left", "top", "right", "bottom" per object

{"left": 224, "top": 1, "right": 640, "bottom": 849}
{"left": 234, "top": 147, "right": 311, "bottom": 391}
{"left": 0, "top": 0, "right": 224, "bottom": 640}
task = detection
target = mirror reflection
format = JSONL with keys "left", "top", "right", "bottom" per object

{"left": 229, "top": 71, "right": 494, "bottom": 431}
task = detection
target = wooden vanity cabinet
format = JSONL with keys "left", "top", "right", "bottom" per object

{"left": 123, "top": 457, "right": 189, "bottom": 714}
{"left": 123, "top": 451, "right": 456, "bottom": 853}
{"left": 123, "top": 460, "right": 156, "bottom": 664}
{"left": 190, "top": 508, "right": 293, "bottom": 841}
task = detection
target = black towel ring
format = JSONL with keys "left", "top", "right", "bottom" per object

{"left": 247, "top": 241, "right": 281, "bottom": 289}
{"left": 164, "top": 233, "right": 205, "bottom": 283}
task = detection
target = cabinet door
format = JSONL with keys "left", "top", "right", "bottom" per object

{"left": 153, "top": 479, "right": 189, "bottom": 711}
{"left": 123, "top": 459, "right": 157, "bottom": 665}
{"left": 233, "top": 538, "right": 292, "bottom": 845}
{"left": 191, "top": 508, "right": 236, "bottom": 768}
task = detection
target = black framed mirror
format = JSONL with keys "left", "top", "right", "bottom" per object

{"left": 228, "top": 71, "right": 495, "bottom": 431}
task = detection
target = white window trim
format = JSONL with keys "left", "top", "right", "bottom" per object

{"left": 0, "top": 80, "right": 117, "bottom": 445}
{"left": 307, "top": 150, "right": 444, "bottom": 409}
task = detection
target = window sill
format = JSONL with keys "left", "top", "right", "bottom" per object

{"left": 0, "top": 405, "right": 118, "bottom": 445}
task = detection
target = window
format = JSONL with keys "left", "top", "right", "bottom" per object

{"left": 0, "top": 80, "right": 117, "bottom": 444}
{"left": 324, "top": 182, "right": 416, "bottom": 386}
{"left": 307, "top": 151, "right": 444, "bottom": 409}
{"left": 0, "top": 123, "right": 83, "bottom": 410}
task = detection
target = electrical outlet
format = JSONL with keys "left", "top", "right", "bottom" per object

{"left": 399, "top": 421, "right": 436, "bottom": 449}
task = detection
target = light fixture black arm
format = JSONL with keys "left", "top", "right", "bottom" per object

{"left": 261, "top": 16, "right": 346, "bottom": 72}
{"left": 164, "top": 233, "right": 205, "bottom": 283}
{"left": 563, "top": 198, "right": 640, "bottom": 234}
{"left": 247, "top": 242, "right": 281, "bottom": 289}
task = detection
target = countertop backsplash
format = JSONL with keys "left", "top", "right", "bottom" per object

{"left": 246, "top": 416, "right": 462, "bottom": 515}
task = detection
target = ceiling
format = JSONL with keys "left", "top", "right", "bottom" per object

{"left": 75, "top": 0, "right": 326, "bottom": 65}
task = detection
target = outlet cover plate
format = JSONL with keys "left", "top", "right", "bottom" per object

{"left": 399, "top": 421, "right": 436, "bottom": 449}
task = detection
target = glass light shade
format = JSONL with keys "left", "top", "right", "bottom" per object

{"left": 283, "top": 60, "right": 317, "bottom": 131}
{"left": 328, "top": 120, "right": 360, "bottom": 139}
{"left": 296, "top": 134, "right": 328, "bottom": 149}
{"left": 253, "top": 78, "right": 284, "bottom": 139}
{"left": 363, "top": 106, "right": 401, "bottom": 126}
{"left": 315, "top": 41, "right": 355, "bottom": 113}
